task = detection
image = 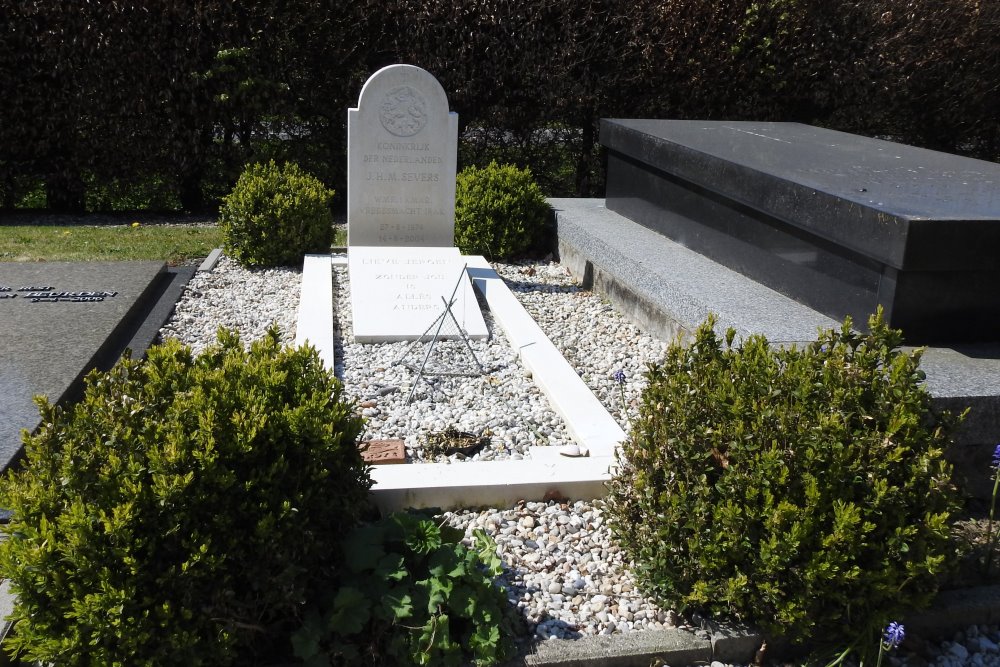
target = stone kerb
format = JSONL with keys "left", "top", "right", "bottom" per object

{"left": 347, "top": 64, "right": 458, "bottom": 247}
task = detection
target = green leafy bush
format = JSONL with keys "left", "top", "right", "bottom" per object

{"left": 606, "top": 310, "right": 961, "bottom": 647}
{"left": 219, "top": 160, "right": 334, "bottom": 267}
{"left": 454, "top": 161, "right": 552, "bottom": 260}
{"left": 292, "top": 512, "right": 516, "bottom": 666}
{"left": 0, "top": 328, "right": 371, "bottom": 666}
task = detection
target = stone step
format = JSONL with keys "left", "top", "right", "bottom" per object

{"left": 552, "top": 197, "right": 1000, "bottom": 499}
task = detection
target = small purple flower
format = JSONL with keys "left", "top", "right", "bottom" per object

{"left": 883, "top": 621, "right": 905, "bottom": 649}
{"left": 612, "top": 369, "right": 626, "bottom": 385}
{"left": 992, "top": 444, "right": 1000, "bottom": 470}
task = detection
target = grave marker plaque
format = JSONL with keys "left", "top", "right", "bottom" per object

{"left": 0, "top": 261, "right": 167, "bottom": 471}
{"left": 348, "top": 246, "right": 487, "bottom": 343}
{"left": 347, "top": 64, "right": 458, "bottom": 247}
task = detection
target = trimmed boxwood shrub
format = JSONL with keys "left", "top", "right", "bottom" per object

{"left": 0, "top": 328, "right": 371, "bottom": 666}
{"left": 454, "top": 161, "right": 552, "bottom": 260}
{"left": 606, "top": 310, "right": 962, "bottom": 648}
{"left": 220, "top": 160, "right": 334, "bottom": 267}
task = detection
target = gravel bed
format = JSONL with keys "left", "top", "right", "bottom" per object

{"left": 892, "top": 625, "right": 1000, "bottom": 667}
{"left": 158, "top": 255, "right": 300, "bottom": 352}
{"left": 157, "top": 252, "right": 993, "bottom": 663}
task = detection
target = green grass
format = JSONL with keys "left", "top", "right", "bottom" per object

{"left": 0, "top": 225, "right": 224, "bottom": 265}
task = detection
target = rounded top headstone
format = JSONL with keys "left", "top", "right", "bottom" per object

{"left": 357, "top": 65, "right": 450, "bottom": 139}
{"left": 348, "top": 64, "right": 458, "bottom": 247}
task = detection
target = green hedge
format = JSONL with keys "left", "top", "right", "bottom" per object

{"left": 1, "top": 0, "right": 996, "bottom": 211}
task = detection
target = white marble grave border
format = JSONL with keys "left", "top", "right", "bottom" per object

{"left": 295, "top": 254, "right": 626, "bottom": 512}
{"left": 294, "top": 254, "right": 335, "bottom": 369}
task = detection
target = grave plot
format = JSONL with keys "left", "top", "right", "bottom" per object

{"left": 332, "top": 256, "right": 671, "bottom": 509}
{"left": 334, "top": 256, "right": 665, "bottom": 461}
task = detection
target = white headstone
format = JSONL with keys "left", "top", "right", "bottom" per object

{"left": 348, "top": 64, "right": 458, "bottom": 247}
{"left": 348, "top": 246, "right": 487, "bottom": 343}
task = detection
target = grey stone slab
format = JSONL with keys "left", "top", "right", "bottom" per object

{"left": 197, "top": 247, "right": 223, "bottom": 272}
{"left": 553, "top": 198, "right": 1000, "bottom": 499}
{"left": 520, "top": 628, "right": 712, "bottom": 667}
{"left": 0, "top": 261, "right": 166, "bottom": 472}
{"left": 124, "top": 265, "right": 197, "bottom": 360}
{"left": 601, "top": 119, "right": 1000, "bottom": 269}
{"left": 600, "top": 120, "right": 1000, "bottom": 342}
{"left": 706, "top": 621, "right": 766, "bottom": 663}
{"left": 552, "top": 198, "right": 840, "bottom": 345}
{"left": 0, "top": 578, "right": 13, "bottom": 645}
{"left": 904, "top": 585, "right": 1000, "bottom": 638}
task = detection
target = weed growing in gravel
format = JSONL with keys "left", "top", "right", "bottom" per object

{"left": 612, "top": 368, "right": 630, "bottom": 427}
{"left": 984, "top": 444, "right": 1000, "bottom": 575}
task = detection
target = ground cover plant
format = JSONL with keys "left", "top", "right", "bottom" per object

{"left": 607, "top": 310, "right": 963, "bottom": 653}
{"left": 0, "top": 328, "right": 371, "bottom": 665}
{"left": 292, "top": 512, "right": 516, "bottom": 666}
{"left": 0, "top": 224, "right": 222, "bottom": 264}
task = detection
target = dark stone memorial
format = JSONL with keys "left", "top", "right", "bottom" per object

{"left": 0, "top": 261, "right": 192, "bottom": 474}
{"left": 601, "top": 119, "right": 1000, "bottom": 342}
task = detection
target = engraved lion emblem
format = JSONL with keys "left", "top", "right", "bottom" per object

{"left": 379, "top": 85, "right": 427, "bottom": 137}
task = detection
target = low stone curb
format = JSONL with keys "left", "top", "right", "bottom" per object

{"left": 505, "top": 621, "right": 763, "bottom": 667}
{"left": 197, "top": 247, "right": 223, "bottom": 273}
{"left": 508, "top": 584, "right": 1000, "bottom": 667}
{"left": 904, "top": 585, "right": 1000, "bottom": 637}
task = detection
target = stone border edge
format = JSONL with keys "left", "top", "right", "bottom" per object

{"left": 197, "top": 248, "right": 223, "bottom": 273}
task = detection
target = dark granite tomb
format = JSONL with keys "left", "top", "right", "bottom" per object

{"left": 601, "top": 119, "right": 1000, "bottom": 342}
{"left": 0, "top": 261, "right": 186, "bottom": 473}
